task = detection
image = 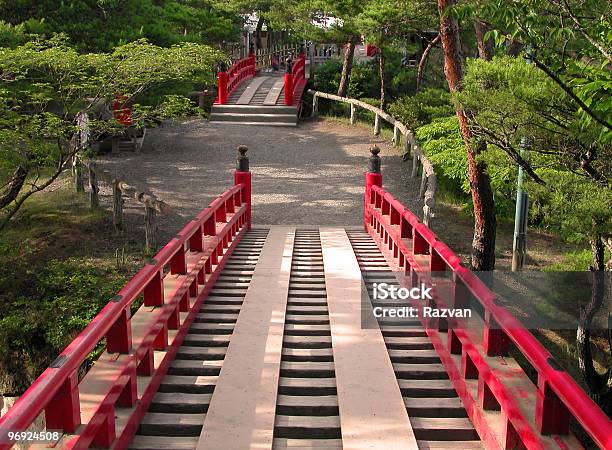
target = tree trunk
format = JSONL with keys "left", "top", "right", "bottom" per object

{"left": 255, "top": 17, "right": 264, "bottom": 49}
{"left": 0, "top": 166, "right": 28, "bottom": 210}
{"left": 338, "top": 38, "right": 356, "bottom": 97}
{"left": 438, "top": 0, "right": 497, "bottom": 270}
{"left": 590, "top": 232, "right": 605, "bottom": 271}
{"left": 577, "top": 267, "right": 612, "bottom": 415}
{"left": 474, "top": 20, "right": 493, "bottom": 60}
{"left": 378, "top": 46, "right": 386, "bottom": 109}
{"left": 416, "top": 34, "right": 440, "bottom": 91}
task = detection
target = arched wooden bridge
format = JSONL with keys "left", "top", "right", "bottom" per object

{"left": 1, "top": 53, "right": 611, "bottom": 450}
{"left": 1, "top": 146, "right": 611, "bottom": 450}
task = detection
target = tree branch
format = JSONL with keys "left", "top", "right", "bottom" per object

{"left": 531, "top": 56, "right": 612, "bottom": 130}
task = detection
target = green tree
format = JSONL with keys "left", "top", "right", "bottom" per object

{"left": 0, "top": 0, "right": 241, "bottom": 52}
{"left": 0, "top": 37, "right": 222, "bottom": 231}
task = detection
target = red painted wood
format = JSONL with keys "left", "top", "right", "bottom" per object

{"left": 363, "top": 182, "right": 612, "bottom": 449}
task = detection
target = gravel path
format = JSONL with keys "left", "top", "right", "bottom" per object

{"left": 96, "top": 118, "right": 423, "bottom": 243}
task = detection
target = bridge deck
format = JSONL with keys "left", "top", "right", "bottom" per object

{"left": 129, "top": 227, "right": 482, "bottom": 450}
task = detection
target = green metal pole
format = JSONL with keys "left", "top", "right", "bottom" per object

{"left": 512, "top": 138, "right": 530, "bottom": 271}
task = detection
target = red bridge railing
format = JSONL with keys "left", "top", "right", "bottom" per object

{"left": 216, "top": 53, "right": 256, "bottom": 105}
{"left": 364, "top": 147, "right": 612, "bottom": 449}
{"left": 284, "top": 53, "right": 306, "bottom": 106}
{"left": 0, "top": 146, "right": 252, "bottom": 449}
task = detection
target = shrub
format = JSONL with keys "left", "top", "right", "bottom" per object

{"left": 0, "top": 258, "right": 129, "bottom": 394}
{"left": 388, "top": 88, "right": 454, "bottom": 130}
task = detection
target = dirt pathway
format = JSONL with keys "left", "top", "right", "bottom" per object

{"left": 96, "top": 118, "right": 424, "bottom": 243}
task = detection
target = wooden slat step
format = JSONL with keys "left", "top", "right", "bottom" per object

{"left": 289, "top": 283, "right": 326, "bottom": 289}
{"left": 387, "top": 349, "right": 440, "bottom": 363}
{"left": 208, "top": 289, "right": 247, "bottom": 297}
{"left": 284, "top": 324, "right": 330, "bottom": 336}
{"left": 286, "top": 306, "right": 329, "bottom": 315}
{"left": 393, "top": 363, "right": 449, "bottom": 380}
{"left": 278, "top": 377, "right": 337, "bottom": 396}
{"left": 129, "top": 436, "right": 197, "bottom": 450}
{"left": 404, "top": 397, "right": 468, "bottom": 417}
{"left": 219, "top": 269, "right": 255, "bottom": 275}
{"left": 139, "top": 412, "right": 204, "bottom": 436}
{"left": 384, "top": 336, "right": 434, "bottom": 349}
{"left": 290, "top": 271, "right": 324, "bottom": 277}
{"left": 276, "top": 395, "right": 339, "bottom": 415}
{"left": 398, "top": 379, "right": 458, "bottom": 398}
{"left": 182, "top": 334, "right": 231, "bottom": 347}
{"left": 285, "top": 314, "right": 330, "bottom": 324}
{"left": 274, "top": 416, "right": 341, "bottom": 439}
{"left": 159, "top": 375, "right": 218, "bottom": 394}
{"left": 287, "top": 298, "right": 328, "bottom": 306}
{"left": 280, "top": 361, "right": 335, "bottom": 377}
{"left": 212, "top": 282, "right": 250, "bottom": 289}
{"left": 188, "top": 322, "right": 235, "bottom": 334}
{"left": 417, "top": 440, "right": 483, "bottom": 449}
{"left": 282, "top": 348, "right": 333, "bottom": 360}
{"left": 379, "top": 327, "right": 428, "bottom": 337}
{"left": 149, "top": 393, "right": 212, "bottom": 413}
{"left": 202, "top": 297, "right": 243, "bottom": 305}
{"left": 410, "top": 417, "right": 479, "bottom": 441}
{"left": 175, "top": 347, "right": 227, "bottom": 359}
{"left": 193, "top": 313, "right": 238, "bottom": 323}
{"left": 272, "top": 438, "right": 342, "bottom": 449}
{"left": 288, "top": 290, "right": 326, "bottom": 298}
{"left": 199, "top": 304, "right": 241, "bottom": 312}
{"left": 283, "top": 335, "right": 332, "bottom": 348}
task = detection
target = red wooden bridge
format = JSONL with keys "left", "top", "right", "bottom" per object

{"left": 0, "top": 145, "right": 611, "bottom": 450}
{"left": 209, "top": 51, "right": 307, "bottom": 126}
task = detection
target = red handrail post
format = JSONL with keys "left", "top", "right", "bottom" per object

{"left": 45, "top": 371, "right": 80, "bottom": 432}
{"left": 106, "top": 307, "right": 132, "bottom": 354}
{"left": 284, "top": 57, "right": 294, "bottom": 105}
{"left": 218, "top": 71, "right": 229, "bottom": 105}
{"left": 234, "top": 145, "right": 251, "bottom": 230}
{"left": 365, "top": 146, "right": 382, "bottom": 229}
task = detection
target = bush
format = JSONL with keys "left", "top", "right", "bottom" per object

{"left": 416, "top": 115, "right": 518, "bottom": 217}
{"left": 388, "top": 88, "right": 454, "bottom": 130}
{"left": 0, "top": 257, "right": 129, "bottom": 394}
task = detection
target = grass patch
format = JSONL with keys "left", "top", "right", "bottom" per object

{"left": 0, "top": 176, "right": 146, "bottom": 395}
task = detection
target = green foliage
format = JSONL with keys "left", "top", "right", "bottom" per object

{"left": 388, "top": 88, "right": 454, "bottom": 130}
{"left": 416, "top": 115, "right": 518, "bottom": 216}
{"left": 0, "top": 37, "right": 222, "bottom": 229}
{"left": 0, "top": 0, "right": 241, "bottom": 52}
{"left": 475, "top": 0, "right": 612, "bottom": 142}
{"left": 543, "top": 249, "right": 611, "bottom": 272}
{"left": 527, "top": 169, "right": 611, "bottom": 242}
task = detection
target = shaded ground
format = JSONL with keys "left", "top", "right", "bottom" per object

{"left": 96, "top": 118, "right": 422, "bottom": 243}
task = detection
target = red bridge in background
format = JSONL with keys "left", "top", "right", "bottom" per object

{"left": 0, "top": 147, "right": 611, "bottom": 450}
{"left": 210, "top": 50, "right": 307, "bottom": 126}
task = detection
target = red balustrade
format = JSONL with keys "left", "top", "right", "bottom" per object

{"left": 284, "top": 53, "right": 306, "bottom": 106}
{"left": 216, "top": 53, "right": 256, "bottom": 105}
{"left": 0, "top": 155, "right": 252, "bottom": 449}
{"left": 363, "top": 171, "right": 612, "bottom": 449}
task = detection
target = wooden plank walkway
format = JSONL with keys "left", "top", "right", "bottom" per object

{"left": 321, "top": 228, "right": 418, "bottom": 450}
{"left": 128, "top": 227, "right": 482, "bottom": 450}
{"left": 198, "top": 227, "right": 295, "bottom": 449}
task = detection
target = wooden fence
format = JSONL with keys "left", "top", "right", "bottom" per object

{"left": 73, "top": 159, "right": 170, "bottom": 250}
{"left": 253, "top": 43, "right": 341, "bottom": 71}
{"left": 308, "top": 90, "right": 437, "bottom": 227}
